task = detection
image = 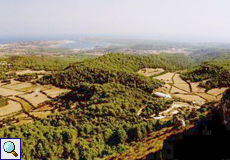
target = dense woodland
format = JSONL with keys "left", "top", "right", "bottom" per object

{"left": 5, "top": 55, "right": 79, "bottom": 71}
{"left": 0, "top": 54, "right": 97, "bottom": 81}
{"left": 0, "top": 82, "right": 179, "bottom": 159}
{"left": 190, "top": 48, "right": 230, "bottom": 62}
{"left": 38, "top": 53, "right": 192, "bottom": 91}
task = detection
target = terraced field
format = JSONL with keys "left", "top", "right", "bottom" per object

{"left": 152, "top": 71, "right": 225, "bottom": 102}
{"left": 137, "top": 68, "right": 228, "bottom": 121}
{"left": 8, "top": 69, "right": 47, "bottom": 75}
{"left": 2, "top": 68, "right": 228, "bottom": 128}
{"left": 0, "top": 78, "right": 70, "bottom": 126}
{"left": 0, "top": 100, "right": 22, "bottom": 119}
{"left": 154, "top": 72, "right": 174, "bottom": 83}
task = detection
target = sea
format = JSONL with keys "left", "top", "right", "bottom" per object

{"left": 0, "top": 35, "right": 116, "bottom": 50}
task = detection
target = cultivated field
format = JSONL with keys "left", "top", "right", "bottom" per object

{"left": 5, "top": 82, "right": 33, "bottom": 91}
{"left": 152, "top": 70, "right": 226, "bottom": 102}
{"left": 8, "top": 69, "right": 46, "bottom": 75}
{"left": 173, "top": 94, "right": 205, "bottom": 102}
{"left": 43, "top": 87, "right": 69, "bottom": 98}
{"left": 0, "top": 87, "right": 24, "bottom": 96}
{"left": 153, "top": 72, "right": 174, "bottom": 83}
{"left": 137, "top": 69, "right": 229, "bottom": 120}
{"left": 0, "top": 100, "right": 21, "bottom": 118}
{"left": 20, "top": 92, "right": 50, "bottom": 106}
{"left": 0, "top": 75, "right": 70, "bottom": 126}
{"left": 207, "top": 87, "right": 229, "bottom": 96}
{"left": 171, "top": 86, "right": 187, "bottom": 94}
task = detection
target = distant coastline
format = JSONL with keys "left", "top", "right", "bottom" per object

{"left": 0, "top": 36, "right": 116, "bottom": 50}
{"left": 0, "top": 35, "right": 84, "bottom": 44}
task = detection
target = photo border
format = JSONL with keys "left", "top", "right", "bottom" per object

{"left": 0, "top": 138, "right": 21, "bottom": 160}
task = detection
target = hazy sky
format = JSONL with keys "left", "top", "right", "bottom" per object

{"left": 1, "top": 0, "right": 230, "bottom": 42}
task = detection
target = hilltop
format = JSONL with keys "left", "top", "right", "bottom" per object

{"left": 38, "top": 53, "right": 192, "bottom": 90}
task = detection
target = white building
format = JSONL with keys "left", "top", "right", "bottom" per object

{"left": 153, "top": 91, "right": 172, "bottom": 99}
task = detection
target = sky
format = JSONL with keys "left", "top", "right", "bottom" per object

{"left": 1, "top": 0, "right": 230, "bottom": 42}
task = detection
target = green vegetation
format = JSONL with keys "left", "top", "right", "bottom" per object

{"left": 0, "top": 82, "right": 176, "bottom": 159}
{"left": 38, "top": 53, "right": 192, "bottom": 92}
{"left": 181, "top": 60, "right": 230, "bottom": 90}
{"left": 6, "top": 55, "right": 75, "bottom": 71}
{"left": 0, "top": 52, "right": 228, "bottom": 159}
{"left": 0, "top": 96, "right": 8, "bottom": 107}
{"left": 140, "top": 99, "right": 173, "bottom": 117}
{"left": 190, "top": 48, "right": 230, "bottom": 62}
{"left": 0, "top": 53, "right": 194, "bottom": 159}
{"left": 14, "top": 73, "right": 38, "bottom": 82}
{"left": 0, "top": 54, "right": 97, "bottom": 81}
{"left": 74, "top": 53, "right": 193, "bottom": 71}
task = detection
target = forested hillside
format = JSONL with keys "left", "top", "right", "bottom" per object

{"left": 5, "top": 55, "right": 76, "bottom": 71}
{"left": 0, "top": 82, "right": 176, "bottom": 159}
{"left": 68, "top": 53, "right": 193, "bottom": 72}
{"left": 38, "top": 53, "right": 192, "bottom": 92}
{"left": 0, "top": 54, "right": 97, "bottom": 81}
{"left": 0, "top": 52, "right": 228, "bottom": 159}
{"left": 190, "top": 49, "right": 230, "bottom": 62}
{"left": 181, "top": 60, "right": 230, "bottom": 90}
{"left": 0, "top": 53, "right": 195, "bottom": 159}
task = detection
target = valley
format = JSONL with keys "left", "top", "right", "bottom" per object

{"left": 2, "top": 1, "right": 230, "bottom": 159}
{"left": 0, "top": 52, "right": 229, "bottom": 159}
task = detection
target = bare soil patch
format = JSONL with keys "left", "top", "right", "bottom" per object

{"left": 217, "top": 95, "right": 223, "bottom": 101}
{"left": 5, "top": 82, "right": 32, "bottom": 91}
{"left": 173, "top": 74, "right": 187, "bottom": 84}
{"left": 30, "top": 111, "right": 52, "bottom": 119}
{"left": 196, "top": 93, "right": 217, "bottom": 101}
{"left": 171, "top": 86, "right": 187, "bottom": 94}
{"left": 20, "top": 92, "right": 50, "bottom": 107}
{"left": 207, "top": 87, "right": 229, "bottom": 96}
{"left": 0, "top": 87, "right": 24, "bottom": 96}
{"left": 173, "top": 94, "right": 205, "bottom": 102}
{"left": 170, "top": 102, "right": 199, "bottom": 109}
{"left": 173, "top": 84, "right": 190, "bottom": 92}
{"left": 190, "top": 82, "right": 200, "bottom": 93}
{"left": 0, "top": 100, "right": 22, "bottom": 117}
{"left": 35, "top": 105, "right": 53, "bottom": 111}
{"left": 43, "top": 87, "right": 70, "bottom": 98}
{"left": 10, "top": 70, "right": 46, "bottom": 75}
{"left": 9, "top": 96, "right": 32, "bottom": 110}
{"left": 153, "top": 72, "right": 174, "bottom": 83}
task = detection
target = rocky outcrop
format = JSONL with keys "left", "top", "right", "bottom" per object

{"left": 220, "top": 89, "right": 230, "bottom": 125}
{"left": 147, "top": 89, "right": 230, "bottom": 160}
